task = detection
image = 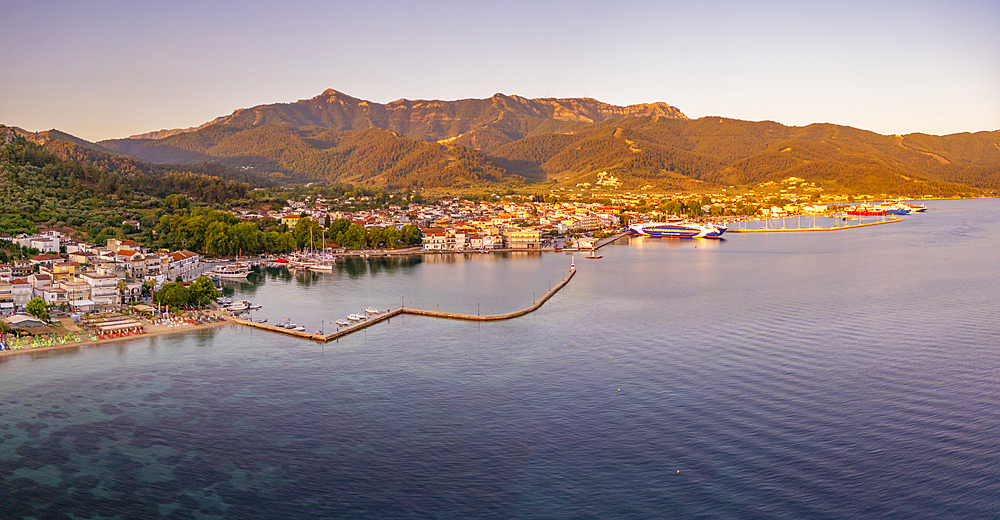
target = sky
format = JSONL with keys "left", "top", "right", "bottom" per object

{"left": 1, "top": 0, "right": 998, "bottom": 142}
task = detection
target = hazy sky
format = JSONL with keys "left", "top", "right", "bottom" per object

{"left": 2, "top": 0, "right": 997, "bottom": 141}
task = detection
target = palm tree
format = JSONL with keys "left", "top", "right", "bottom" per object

{"left": 116, "top": 280, "right": 127, "bottom": 309}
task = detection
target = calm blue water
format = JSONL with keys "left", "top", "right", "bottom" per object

{"left": 2, "top": 199, "right": 999, "bottom": 519}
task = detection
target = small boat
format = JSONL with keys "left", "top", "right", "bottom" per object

{"left": 336, "top": 319, "right": 349, "bottom": 327}
{"left": 293, "top": 326, "right": 306, "bottom": 332}
{"left": 364, "top": 307, "right": 379, "bottom": 315}
{"left": 255, "top": 318, "right": 267, "bottom": 323}
{"left": 347, "top": 314, "right": 362, "bottom": 321}
{"left": 226, "top": 303, "right": 248, "bottom": 312}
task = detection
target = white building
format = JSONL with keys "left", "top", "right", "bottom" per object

{"left": 168, "top": 250, "right": 200, "bottom": 280}
{"left": 80, "top": 273, "right": 118, "bottom": 307}
{"left": 15, "top": 231, "right": 61, "bottom": 253}
{"left": 38, "top": 286, "right": 68, "bottom": 306}
{"left": 421, "top": 228, "right": 447, "bottom": 251}
{"left": 11, "top": 279, "right": 33, "bottom": 308}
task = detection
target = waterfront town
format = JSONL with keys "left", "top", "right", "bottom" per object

{"left": 0, "top": 175, "right": 897, "bottom": 319}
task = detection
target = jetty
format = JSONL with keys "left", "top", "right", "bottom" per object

{"left": 234, "top": 268, "right": 577, "bottom": 343}
{"left": 592, "top": 231, "right": 629, "bottom": 250}
{"left": 727, "top": 216, "right": 902, "bottom": 233}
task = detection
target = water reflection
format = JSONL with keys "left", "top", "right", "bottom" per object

{"left": 337, "top": 255, "right": 423, "bottom": 277}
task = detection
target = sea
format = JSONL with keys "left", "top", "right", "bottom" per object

{"left": 2, "top": 198, "right": 998, "bottom": 519}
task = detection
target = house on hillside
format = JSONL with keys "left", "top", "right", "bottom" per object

{"left": 28, "top": 254, "right": 63, "bottom": 268}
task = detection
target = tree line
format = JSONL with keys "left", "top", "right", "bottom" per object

{"left": 153, "top": 209, "right": 422, "bottom": 256}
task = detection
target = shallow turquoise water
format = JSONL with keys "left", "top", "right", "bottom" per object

{"left": 2, "top": 199, "right": 998, "bottom": 519}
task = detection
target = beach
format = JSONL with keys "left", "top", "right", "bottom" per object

{"left": 0, "top": 313, "right": 233, "bottom": 360}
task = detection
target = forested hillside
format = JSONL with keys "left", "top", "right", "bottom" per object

{"left": 104, "top": 125, "right": 519, "bottom": 189}
{"left": 484, "top": 117, "right": 999, "bottom": 196}
{"left": 0, "top": 126, "right": 251, "bottom": 239}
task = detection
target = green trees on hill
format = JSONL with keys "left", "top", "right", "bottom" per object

{"left": 98, "top": 125, "right": 521, "bottom": 190}
{"left": 0, "top": 127, "right": 263, "bottom": 242}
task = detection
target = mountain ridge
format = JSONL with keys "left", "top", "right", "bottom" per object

{"left": 9, "top": 88, "right": 997, "bottom": 195}
{"left": 126, "top": 89, "right": 687, "bottom": 147}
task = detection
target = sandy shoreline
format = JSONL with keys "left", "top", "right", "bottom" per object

{"left": 0, "top": 317, "right": 233, "bottom": 360}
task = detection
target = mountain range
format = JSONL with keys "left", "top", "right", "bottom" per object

{"left": 12, "top": 90, "right": 1000, "bottom": 195}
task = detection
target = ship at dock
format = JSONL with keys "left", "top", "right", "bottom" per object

{"left": 629, "top": 220, "right": 727, "bottom": 238}
{"left": 212, "top": 263, "right": 252, "bottom": 279}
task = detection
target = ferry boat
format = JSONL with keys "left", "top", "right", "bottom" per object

{"left": 212, "top": 263, "right": 251, "bottom": 279}
{"left": 629, "top": 220, "right": 727, "bottom": 238}
{"left": 874, "top": 202, "right": 911, "bottom": 214}
{"left": 846, "top": 205, "right": 887, "bottom": 216}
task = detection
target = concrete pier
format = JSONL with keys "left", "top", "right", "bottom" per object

{"left": 234, "top": 268, "right": 577, "bottom": 342}
{"left": 727, "top": 216, "right": 902, "bottom": 233}
{"left": 592, "top": 231, "right": 629, "bottom": 250}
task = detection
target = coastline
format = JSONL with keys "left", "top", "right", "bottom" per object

{"left": 0, "top": 317, "right": 233, "bottom": 361}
